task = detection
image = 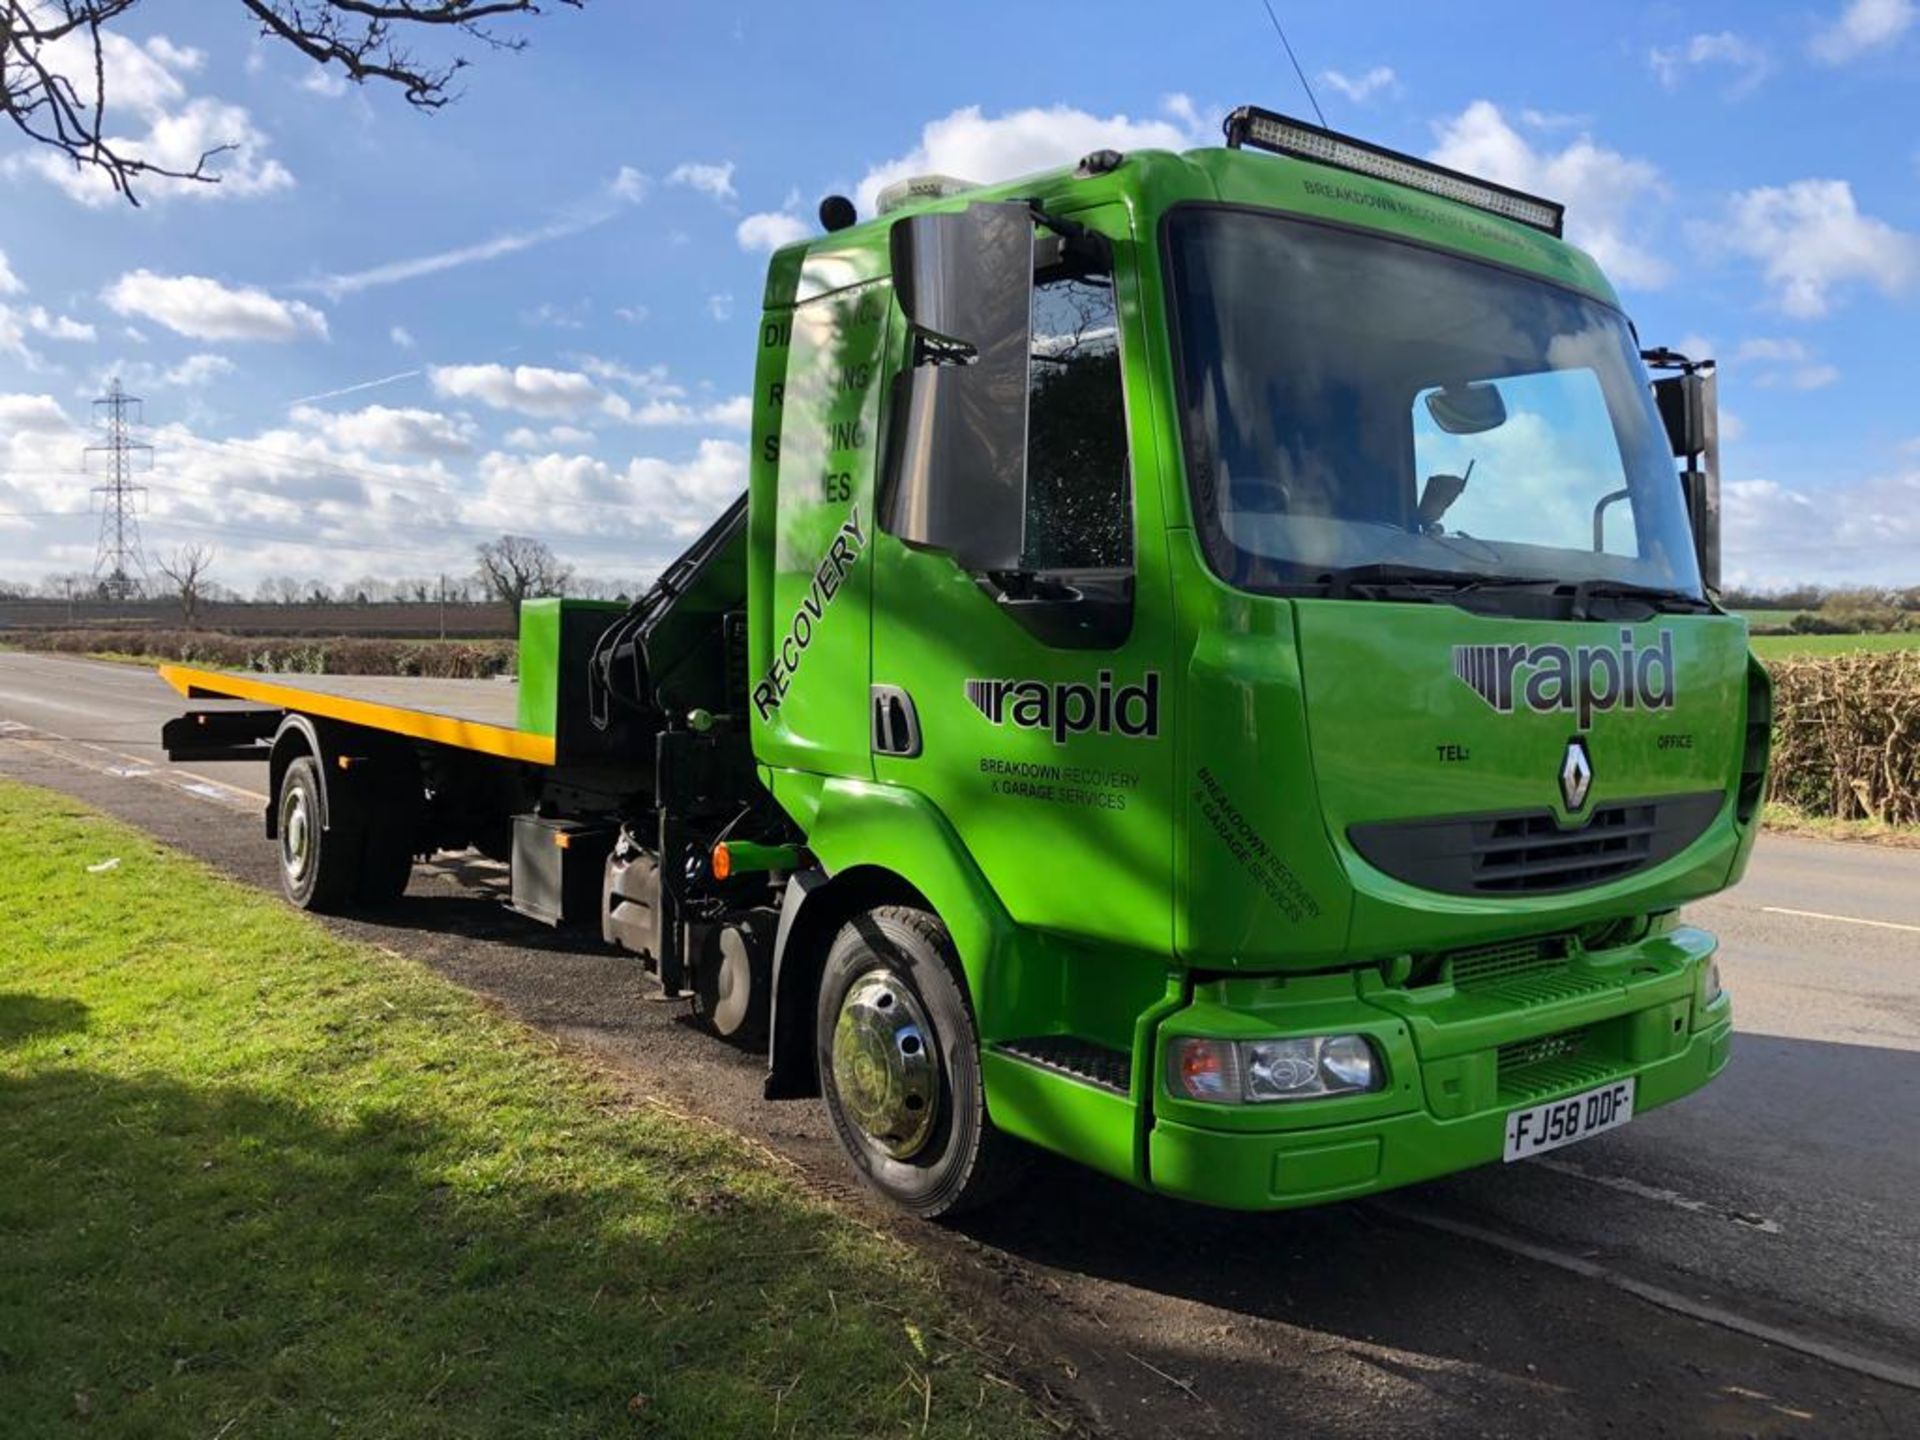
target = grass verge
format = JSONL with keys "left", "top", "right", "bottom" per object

{"left": 1760, "top": 800, "right": 1920, "bottom": 849}
{"left": 0, "top": 780, "right": 1048, "bottom": 1439}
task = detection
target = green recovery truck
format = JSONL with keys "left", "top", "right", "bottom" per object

{"left": 161, "top": 106, "right": 1768, "bottom": 1216}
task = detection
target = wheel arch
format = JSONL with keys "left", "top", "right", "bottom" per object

{"left": 266, "top": 713, "right": 328, "bottom": 838}
{"left": 763, "top": 777, "right": 1021, "bottom": 1099}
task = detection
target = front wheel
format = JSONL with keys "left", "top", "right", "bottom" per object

{"left": 816, "top": 907, "right": 1024, "bottom": 1217}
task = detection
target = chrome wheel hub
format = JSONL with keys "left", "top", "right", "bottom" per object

{"left": 831, "top": 971, "right": 938, "bottom": 1159}
{"left": 281, "top": 787, "right": 313, "bottom": 883}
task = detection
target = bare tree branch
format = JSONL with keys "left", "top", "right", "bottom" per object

{"left": 155, "top": 542, "right": 216, "bottom": 627}
{"left": 474, "top": 533, "right": 570, "bottom": 615}
{"left": 2, "top": 0, "right": 582, "bottom": 204}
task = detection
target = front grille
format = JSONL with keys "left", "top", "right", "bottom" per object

{"left": 1349, "top": 790, "right": 1723, "bottom": 897}
{"left": 1472, "top": 804, "right": 1656, "bottom": 892}
{"left": 1496, "top": 1024, "right": 1620, "bottom": 1105}
{"left": 1499, "top": 1027, "right": 1590, "bottom": 1072}
{"left": 1448, "top": 935, "right": 1570, "bottom": 990}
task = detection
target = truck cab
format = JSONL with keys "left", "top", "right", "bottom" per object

{"left": 743, "top": 108, "right": 1763, "bottom": 1211}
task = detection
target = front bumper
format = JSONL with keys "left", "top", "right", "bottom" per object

{"left": 1145, "top": 927, "right": 1732, "bottom": 1210}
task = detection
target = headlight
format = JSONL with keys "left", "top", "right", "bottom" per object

{"left": 1168, "top": 1034, "right": 1383, "bottom": 1104}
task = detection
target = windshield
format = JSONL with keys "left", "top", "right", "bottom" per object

{"left": 1163, "top": 207, "right": 1703, "bottom": 599}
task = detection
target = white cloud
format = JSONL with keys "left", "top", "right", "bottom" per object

{"left": 1649, "top": 32, "right": 1772, "bottom": 95}
{"left": 1731, "top": 337, "right": 1840, "bottom": 390}
{"left": 290, "top": 403, "right": 476, "bottom": 456}
{"left": 1711, "top": 180, "right": 1918, "bottom": 317}
{"left": 123, "top": 326, "right": 148, "bottom": 344}
{"left": 163, "top": 353, "right": 234, "bottom": 387}
{"left": 1429, "top": 101, "right": 1670, "bottom": 289}
{"left": 855, "top": 97, "right": 1209, "bottom": 215}
{"left": 737, "top": 211, "right": 813, "bottom": 253}
{"left": 427, "top": 363, "right": 601, "bottom": 417}
{"left": 300, "top": 68, "right": 349, "bottom": 99}
{"left": 602, "top": 393, "right": 752, "bottom": 428}
{"left": 610, "top": 166, "right": 652, "bottom": 203}
{"left": 0, "top": 252, "right": 22, "bottom": 296}
{"left": 707, "top": 293, "right": 734, "bottom": 323}
{"left": 614, "top": 304, "right": 649, "bottom": 325}
{"left": 103, "top": 270, "right": 329, "bottom": 342}
{"left": 390, "top": 326, "right": 416, "bottom": 350}
{"left": 522, "top": 300, "right": 591, "bottom": 330}
{"left": 668, "top": 161, "right": 737, "bottom": 202}
{"left": 577, "top": 355, "right": 748, "bottom": 428}
{"left": 1811, "top": 0, "right": 1916, "bottom": 63}
{"left": 1723, "top": 469, "right": 1920, "bottom": 587}
{"left": 21, "top": 306, "right": 96, "bottom": 342}
{"left": 504, "top": 425, "right": 595, "bottom": 450}
{"left": 4, "top": 31, "right": 291, "bottom": 205}
{"left": 1520, "top": 109, "right": 1589, "bottom": 131}
{"left": 1320, "top": 67, "right": 1398, "bottom": 103}
{"left": 84, "top": 351, "right": 234, "bottom": 394}
{"left": 0, "top": 394, "right": 74, "bottom": 434}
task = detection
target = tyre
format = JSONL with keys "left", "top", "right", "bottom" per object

{"left": 692, "top": 916, "right": 772, "bottom": 1047}
{"left": 355, "top": 826, "right": 416, "bottom": 907}
{"left": 277, "top": 755, "right": 361, "bottom": 913}
{"left": 816, "top": 906, "right": 1025, "bottom": 1217}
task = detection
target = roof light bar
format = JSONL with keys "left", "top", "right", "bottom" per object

{"left": 1222, "top": 105, "right": 1565, "bottom": 237}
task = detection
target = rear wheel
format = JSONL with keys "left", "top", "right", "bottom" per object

{"left": 816, "top": 906, "right": 1024, "bottom": 1217}
{"left": 277, "top": 756, "right": 359, "bottom": 913}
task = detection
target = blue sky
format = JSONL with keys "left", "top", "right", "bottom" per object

{"left": 2, "top": 0, "right": 1916, "bottom": 595}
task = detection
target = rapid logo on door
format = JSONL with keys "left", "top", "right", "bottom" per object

{"left": 965, "top": 670, "right": 1160, "bottom": 745}
{"left": 1452, "top": 629, "right": 1676, "bottom": 730}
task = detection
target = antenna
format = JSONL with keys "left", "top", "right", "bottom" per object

{"left": 85, "top": 378, "right": 154, "bottom": 601}
{"left": 1258, "top": 1, "right": 1328, "bottom": 128}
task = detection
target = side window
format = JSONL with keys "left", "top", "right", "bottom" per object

{"left": 1024, "top": 260, "right": 1131, "bottom": 570}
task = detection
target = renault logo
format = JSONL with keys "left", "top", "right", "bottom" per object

{"left": 1560, "top": 737, "right": 1594, "bottom": 811}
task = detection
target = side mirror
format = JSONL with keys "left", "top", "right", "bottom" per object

{"left": 1651, "top": 365, "right": 1721, "bottom": 594}
{"left": 887, "top": 202, "right": 1033, "bottom": 573}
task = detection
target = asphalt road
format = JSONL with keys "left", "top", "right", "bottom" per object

{"left": 4, "top": 652, "right": 1917, "bottom": 1438}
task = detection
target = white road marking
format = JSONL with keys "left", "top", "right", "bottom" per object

{"left": 1377, "top": 1202, "right": 1920, "bottom": 1394}
{"left": 1761, "top": 905, "right": 1920, "bottom": 936}
{"left": 1532, "top": 1157, "right": 1782, "bottom": 1233}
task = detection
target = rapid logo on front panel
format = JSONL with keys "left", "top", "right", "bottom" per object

{"left": 1452, "top": 629, "right": 1675, "bottom": 730}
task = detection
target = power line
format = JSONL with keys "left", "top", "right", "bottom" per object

{"left": 84, "top": 379, "right": 153, "bottom": 600}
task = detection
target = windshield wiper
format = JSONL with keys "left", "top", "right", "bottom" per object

{"left": 1566, "top": 579, "right": 1712, "bottom": 619}
{"left": 1320, "top": 563, "right": 1545, "bottom": 600}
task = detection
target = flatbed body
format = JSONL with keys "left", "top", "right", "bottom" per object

{"left": 159, "top": 664, "right": 554, "bottom": 766}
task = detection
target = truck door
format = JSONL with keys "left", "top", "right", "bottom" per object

{"left": 869, "top": 203, "right": 1175, "bottom": 949}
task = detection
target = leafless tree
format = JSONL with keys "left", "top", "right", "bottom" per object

{"left": 2, "top": 1, "right": 583, "bottom": 205}
{"left": 475, "top": 533, "right": 570, "bottom": 614}
{"left": 155, "top": 542, "right": 216, "bottom": 627}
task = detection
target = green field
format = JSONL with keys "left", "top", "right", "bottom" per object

{"left": 0, "top": 781, "right": 1044, "bottom": 1439}
{"left": 1749, "top": 631, "right": 1920, "bottom": 659}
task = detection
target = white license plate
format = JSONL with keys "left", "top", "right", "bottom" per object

{"left": 1503, "top": 1077, "right": 1635, "bottom": 1162}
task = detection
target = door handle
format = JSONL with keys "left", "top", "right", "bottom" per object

{"left": 871, "top": 685, "right": 922, "bottom": 758}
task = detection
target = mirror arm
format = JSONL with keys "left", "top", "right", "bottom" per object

{"left": 1592, "top": 488, "right": 1631, "bottom": 552}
